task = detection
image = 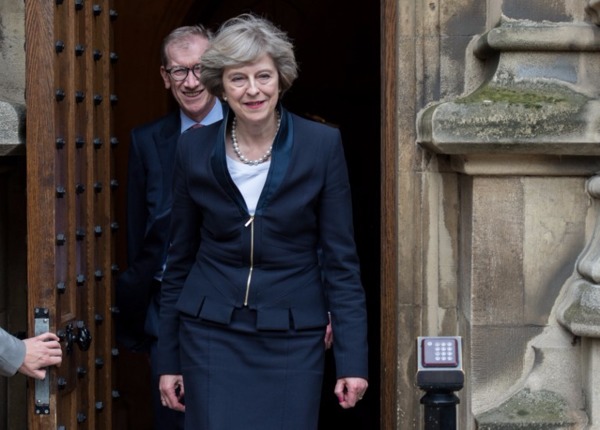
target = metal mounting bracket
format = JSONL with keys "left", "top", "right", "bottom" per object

{"left": 34, "top": 307, "right": 50, "bottom": 415}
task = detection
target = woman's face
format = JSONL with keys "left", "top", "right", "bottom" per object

{"left": 222, "top": 54, "right": 280, "bottom": 127}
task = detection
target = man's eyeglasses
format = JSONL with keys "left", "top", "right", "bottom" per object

{"left": 165, "top": 64, "right": 202, "bottom": 81}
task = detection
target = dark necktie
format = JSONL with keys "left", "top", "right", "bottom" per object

{"left": 186, "top": 123, "right": 203, "bottom": 132}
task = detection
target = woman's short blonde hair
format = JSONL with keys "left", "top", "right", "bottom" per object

{"left": 200, "top": 14, "right": 298, "bottom": 98}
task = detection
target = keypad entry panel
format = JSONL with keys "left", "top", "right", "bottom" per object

{"left": 419, "top": 337, "right": 460, "bottom": 368}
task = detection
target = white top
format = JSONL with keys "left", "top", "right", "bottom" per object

{"left": 226, "top": 156, "right": 271, "bottom": 215}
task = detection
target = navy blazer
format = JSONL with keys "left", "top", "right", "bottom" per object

{"left": 157, "top": 107, "right": 368, "bottom": 379}
{"left": 116, "top": 111, "right": 180, "bottom": 350}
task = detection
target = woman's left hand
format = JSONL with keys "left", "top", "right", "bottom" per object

{"left": 334, "top": 377, "right": 368, "bottom": 409}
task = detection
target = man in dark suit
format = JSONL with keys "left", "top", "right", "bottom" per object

{"left": 116, "top": 24, "right": 223, "bottom": 430}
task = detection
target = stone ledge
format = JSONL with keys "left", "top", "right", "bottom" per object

{"left": 449, "top": 154, "right": 600, "bottom": 176}
{"left": 476, "top": 389, "right": 583, "bottom": 430}
{"left": 417, "top": 81, "right": 600, "bottom": 155}
{"left": 0, "top": 99, "right": 25, "bottom": 156}
{"left": 474, "top": 20, "right": 600, "bottom": 59}
{"left": 417, "top": 18, "right": 600, "bottom": 157}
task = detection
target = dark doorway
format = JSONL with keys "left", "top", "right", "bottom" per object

{"left": 114, "top": 2, "right": 380, "bottom": 429}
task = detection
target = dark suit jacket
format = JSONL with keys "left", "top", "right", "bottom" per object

{"left": 157, "top": 107, "right": 368, "bottom": 379}
{"left": 116, "top": 111, "right": 181, "bottom": 351}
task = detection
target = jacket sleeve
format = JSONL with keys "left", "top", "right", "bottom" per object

{"left": 114, "top": 130, "right": 154, "bottom": 349}
{"left": 125, "top": 130, "right": 148, "bottom": 267}
{"left": 156, "top": 135, "right": 202, "bottom": 374}
{"left": 318, "top": 130, "right": 369, "bottom": 380}
{"left": 122, "top": 126, "right": 179, "bottom": 285}
{"left": 0, "top": 327, "right": 25, "bottom": 377}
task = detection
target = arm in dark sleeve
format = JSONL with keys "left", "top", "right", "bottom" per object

{"left": 114, "top": 130, "right": 154, "bottom": 349}
{"left": 120, "top": 130, "right": 173, "bottom": 294}
{"left": 319, "top": 130, "right": 369, "bottom": 379}
{"left": 156, "top": 137, "right": 202, "bottom": 374}
{"left": 125, "top": 130, "right": 148, "bottom": 267}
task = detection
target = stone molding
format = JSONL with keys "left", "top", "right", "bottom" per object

{"left": 557, "top": 175, "right": 600, "bottom": 337}
{"left": 417, "top": 18, "right": 600, "bottom": 156}
{"left": 587, "top": 0, "right": 600, "bottom": 26}
{"left": 0, "top": 100, "right": 25, "bottom": 156}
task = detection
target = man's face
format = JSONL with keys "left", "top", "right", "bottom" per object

{"left": 160, "top": 36, "right": 214, "bottom": 122}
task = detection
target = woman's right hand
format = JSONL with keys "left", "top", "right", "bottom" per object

{"left": 159, "top": 374, "right": 186, "bottom": 412}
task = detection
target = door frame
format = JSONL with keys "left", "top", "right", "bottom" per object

{"left": 381, "top": 0, "right": 399, "bottom": 428}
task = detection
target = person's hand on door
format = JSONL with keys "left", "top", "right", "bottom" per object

{"left": 19, "top": 332, "right": 63, "bottom": 379}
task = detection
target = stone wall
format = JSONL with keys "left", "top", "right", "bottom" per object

{"left": 0, "top": 0, "right": 25, "bottom": 103}
{"left": 416, "top": 1, "right": 600, "bottom": 428}
{"left": 0, "top": 0, "right": 25, "bottom": 154}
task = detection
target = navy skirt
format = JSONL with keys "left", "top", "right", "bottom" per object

{"left": 179, "top": 307, "right": 326, "bottom": 430}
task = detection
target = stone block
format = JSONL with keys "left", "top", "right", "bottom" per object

{"left": 0, "top": 100, "right": 25, "bottom": 156}
{"left": 471, "top": 177, "right": 524, "bottom": 325}
{"left": 471, "top": 325, "right": 543, "bottom": 414}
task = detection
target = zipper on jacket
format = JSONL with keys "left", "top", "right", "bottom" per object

{"left": 243, "top": 216, "right": 255, "bottom": 306}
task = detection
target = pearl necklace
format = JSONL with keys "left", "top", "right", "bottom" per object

{"left": 231, "top": 112, "right": 281, "bottom": 166}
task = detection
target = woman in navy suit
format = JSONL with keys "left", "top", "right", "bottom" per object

{"left": 157, "top": 14, "right": 368, "bottom": 429}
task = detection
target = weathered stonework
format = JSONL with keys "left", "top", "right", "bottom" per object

{"left": 419, "top": 19, "right": 600, "bottom": 156}
{"left": 477, "top": 389, "right": 580, "bottom": 429}
{"left": 0, "top": 100, "right": 25, "bottom": 155}
{"left": 0, "top": 1, "right": 25, "bottom": 156}
{"left": 418, "top": 13, "right": 600, "bottom": 430}
{"left": 0, "top": 0, "right": 25, "bottom": 104}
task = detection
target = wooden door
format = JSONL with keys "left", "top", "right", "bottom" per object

{"left": 25, "top": 0, "right": 117, "bottom": 428}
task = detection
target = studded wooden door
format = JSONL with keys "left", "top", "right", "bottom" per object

{"left": 25, "top": 0, "right": 118, "bottom": 428}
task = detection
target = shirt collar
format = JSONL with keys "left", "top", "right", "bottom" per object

{"left": 179, "top": 101, "right": 224, "bottom": 134}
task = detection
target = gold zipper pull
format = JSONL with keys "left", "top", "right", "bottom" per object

{"left": 243, "top": 215, "right": 255, "bottom": 307}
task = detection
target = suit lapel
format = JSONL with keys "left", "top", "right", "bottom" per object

{"left": 256, "top": 107, "right": 293, "bottom": 213}
{"left": 211, "top": 114, "right": 248, "bottom": 215}
{"left": 210, "top": 106, "right": 295, "bottom": 217}
{"left": 154, "top": 111, "right": 181, "bottom": 211}
{"left": 155, "top": 110, "right": 180, "bottom": 155}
